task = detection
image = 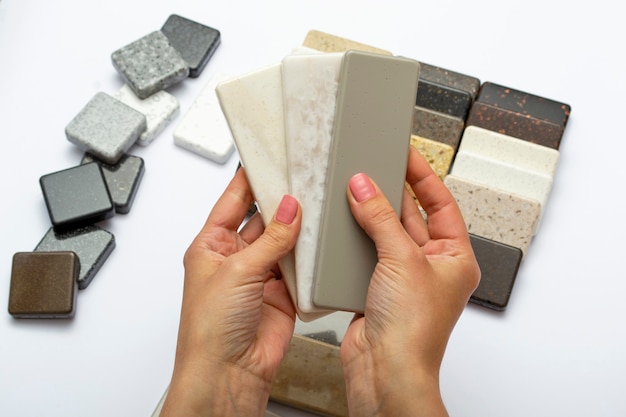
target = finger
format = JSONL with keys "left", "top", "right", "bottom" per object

{"left": 401, "top": 186, "right": 431, "bottom": 246}
{"left": 239, "top": 211, "right": 264, "bottom": 244}
{"left": 405, "top": 147, "right": 467, "bottom": 241}
{"left": 202, "top": 167, "right": 254, "bottom": 234}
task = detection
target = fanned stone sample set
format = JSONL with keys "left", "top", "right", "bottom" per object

{"left": 8, "top": 15, "right": 222, "bottom": 319}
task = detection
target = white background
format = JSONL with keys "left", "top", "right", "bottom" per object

{"left": 1, "top": 0, "right": 625, "bottom": 416}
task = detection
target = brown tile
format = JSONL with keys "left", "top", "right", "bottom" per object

{"left": 302, "top": 29, "right": 392, "bottom": 55}
{"left": 412, "top": 106, "right": 464, "bottom": 151}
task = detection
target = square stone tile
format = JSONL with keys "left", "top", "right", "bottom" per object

{"left": 173, "top": 72, "right": 235, "bottom": 164}
{"left": 81, "top": 153, "right": 145, "bottom": 214}
{"left": 114, "top": 85, "right": 179, "bottom": 146}
{"left": 302, "top": 29, "right": 392, "bottom": 55}
{"left": 111, "top": 30, "right": 189, "bottom": 99}
{"left": 410, "top": 135, "right": 454, "bottom": 180}
{"left": 161, "top": 14, "right": 220, "bottom": 78}
{"left": 8, "top": 252, "right": 79, "bottom": 318}
{"left": 35, "top": 225, "right": 115, "bottom": 290}
{"left": 40, "top": 162, "right": 115, "bottom": 232}
{"left": 412, "top": 105, "right": 464, "bottom": 151}
{"left": 65, "top": 92, "right": 146, "bottom": 164}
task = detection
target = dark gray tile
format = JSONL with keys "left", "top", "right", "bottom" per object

{"left": 111, "top": 30, "right": 189, "bottom": 99}
{"left": 8, "top": 252, "right": 79, "bottom": 318}
{"left": 35, "top": 225, "right": 116, "bottom": 290}
{"left": 81, "top": 153, "right": 145, "bottom": 214}
{"left": 39, "top": 162, "right": 115, "bottom": 232}
{"left": 418, "top": 61, "right": 481, "bottom": 99}
{"left": 65, "top": 92, "right": 146, "bottom": 164}
{"left": 412, "top": 105, "right": 464, "bottom": 151}
{"left": 416, "top": 78, "right": 474, "bottom": 120}
{"left": 161, "top": 14, "right": 220, "bottom": 78}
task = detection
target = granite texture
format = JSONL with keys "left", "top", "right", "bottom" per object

{"left": 114, "top": 84, "right": 180, "bottom": 146}
{"left": 35, "top": 225, "right": 115, "bottom": 290}
{"left": 418, "top": 61, "right": 481, "bottom": 99}
{"left": 443, "top": 174, "right": 541, "bottom": 255}
{"left": 410, "top": 135, "right": 454, "bottom": 179}
{"left": 8, "top": 252, "right": 79, "bottom": 318}
{"left": 174, "top": 72, "right": 235, "bottom": 164}
{"left": 81, "top": 153, "right": 145, "bottom": 214}
{"left": 412, "top": 105, "right": 464, "bottom": 151}
{"left": 40, "top": 162, "right": 115, "bottom": 232}
{"left": 302, "top": 29, "right": 392, "bottom": 55}
{"left": 469, "top": 234, "right": 523, "bottom": 311}
{"left": 270, "top": 335, "right": 348, "bottom": 417}
{"left": 111, "top": 30, "right": 189, "bottom": 99}
{"left": 416, "top": 78, "right": 474, "bottom": 120}
{"left": 65, "top": 92, "right": 147, "bottom": 164}
{"left": 282, "top": 52, "right": 342, "bottom": 314}
{"left": 161, "top": 14, "right": 220, "bottom": 78}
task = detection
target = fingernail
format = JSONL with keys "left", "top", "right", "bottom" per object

{"left": 349, "top": 173, "right": 376, "bottom": 202}
{"left": 276, "top": 195, "right": 298, "bottom": 224}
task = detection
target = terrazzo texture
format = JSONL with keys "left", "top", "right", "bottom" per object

{"left": 469, "top": 234, "right": 523, "bottom": 311}
{"left": 282, "top": 52, "right": 342, "bottom": 314}
{"left": 161, "top": 14, "right": 220, "bottom": 78}
{"left": 270, "top": 335, "right": 348, "bottom": 417}
{"left": 415, "top": 78, "right": 474, "bottom": 120}
{"left": 114, "top": 84, "right": 180, "bottom": 146}
{"left": 65, "top": 92, "right": 146, "bottom": 164}
{"left": 418, "top": 61, "right": 481, "bottom": 98}
{"left": 35, "top": 225, "right": 116, "bottom": 290}
{"left": 40, "top": 162, "right": 115, "bottom": 232}
{"left": 8, "top": 252, "right": 79, "bottom": 318}
{"left": 410, "top": 135, "right": 454, "bottom": 179}
{"left": 412, "top": 105, "right": 465, "bottom": 151}
{"left": 81, "top": 153, "right": 145, "bottom": 214}
{"left": 303, "top": 29, "right": 392, "bottom": 55}
{"left": 111, "top": 30, "right": 189, "bottom": 99}
{"left": 443, "top": 174, "right": 541, "bottom": 255}
{"left": 174, "top": 72, "right": 235, "bottom": 164}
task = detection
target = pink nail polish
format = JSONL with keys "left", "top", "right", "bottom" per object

{"left": 276, "top": 195, "right": 298, "bottom": 224}
{"left": 349, "top": 173, "right": 376, "bottom": 202}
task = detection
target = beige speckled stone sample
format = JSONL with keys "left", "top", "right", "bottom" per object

{"left": 303, "top": 29, "right": 392, "bottom": 55}
{"left": 412, "top": 105, "right": 465, "bottom": 151}
{"left": 410, "top": 135, "right": 454, "bottom": 180}
{"left": 443, "top": 174, "right": 541, "bottom": 255}
{"left": 270, "top": 335, "right": 348, "bottom": 417}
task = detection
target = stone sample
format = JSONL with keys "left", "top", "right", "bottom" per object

{"left": 161, "top": 14, "right": 221, "bottom": 78}
{"left": 410, "top": 135, "right": 455, "bottom": 180}
{"left": 8, "top": 251, "right": 79, "bottom": 318}
{"left": 302, "top": 29, "right": 392, "bottom": 55}
{"left": 114, "top": 84, "right": 180, "bottom": 146}
{"left": 412, "top": 105, "right": 465, "bottom": 151}
{"left": 65, "top": 92, "right": 146, "bottom": 164}
{"left": 174, "top": 72, "right": 235, "bottom": 164}
{"left": 111, "top": 31, "right": 189, "bottom": 99}
{"left": 35, "top": 225, "right": 115, "bottom": 290}
{"left": 40, "top": 162, "right": 115, "bottom": 232}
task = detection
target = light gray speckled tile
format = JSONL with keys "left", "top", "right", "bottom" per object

{"left": 443, "top": 174, "right": 541, "bottom": 256}
{"left": 111, "top": 30, "right": 189, "bottom": 99}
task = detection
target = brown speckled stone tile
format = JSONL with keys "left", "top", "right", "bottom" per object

{"left": 410, "top": 135, "right": 454, "bottom": 179}
{"left": 270, "top": 334, "right": 348, "bottom": 417}
{"left": 302, "top": 29, "right": 392, "bottom": 55}
{"left": 469, "top": 234, "right": 523, "bottom": 311}
{"left": 418, "top": 61, "right": 481, "bottom": 99}
{"left": 412, "top": 106, "right": 464, "bottom": 151}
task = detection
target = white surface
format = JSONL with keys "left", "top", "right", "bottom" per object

{"left": 1, "top": 1, "right": 625, "bottom": 417}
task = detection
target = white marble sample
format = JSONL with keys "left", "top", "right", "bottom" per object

{"left": 444, "top": 174, "right": 541, "bottom": 256}
{"left": 216, "top": 63, "right": 329, "bottom": 322}
{"left": 115, "top": 84, "right": 180, "bottom": 146}
{"left": 174, "top": 72, "right": 235, "bottom": 163}
{"left": 283, "top": 52, "right": 343, "bottom": 314}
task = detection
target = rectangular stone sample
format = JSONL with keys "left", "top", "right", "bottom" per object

{"left": 82, "top": 153, "right": 145, "bottom": 214}
{"left": 469, "top": 234, "right": 523, "bottom": 311}
{"left": 65, "top": 92, "right": 146, "bottom": 164}
{"left": 40, "top": 162, "right": 115, "bottom": 232}
{"left": 412, "top": 105, "right": 464, "bottom": 151}
{"left": 174, "top": 72, "right": 235, "bottom": 164}
{"left": 114, "top": 84, "right": 180, "bottom": 146}
{"left": 416, "top": 79, "right": 474, "bottom": 120}
{"left": 443, "top": 174, "right": 541, "bottom": 255}
{"left": 282, "top": 52, "right": 342, "bottom": 314}
{"left": 410, "top": 135, "right": 455, "bottom": 180}
{"left": 270, "top": 334, "right": 348, "bottom": 417}
{"left": 111, "top": 31, "right": 189, "bottom": 99}
{"left": 302, "top": 29, "right": 392, "bottom": 55}
{"left": 418, "top": 61, "right": 481, "bottom": 99}
{"left": 161, "top": 14, "right": 220, "bottom": 78}
{"left": 35, "top": 225, "right": 115, "bottom": 290}
{"left": 216, "top": 63, "right": 328, "bottom": 323}
{"left": 8, "top": 252, "right": 79, "bottom": 318}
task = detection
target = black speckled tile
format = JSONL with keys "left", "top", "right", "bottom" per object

{"left": 81, "top": 153, "right": 145, "bottom": 214}
{"left": 111, "top": 30, "right": 189, "bottom": 99}
{"left": 8, "top": 251, "right": 79, "bottom": 318}
{"left": 469, "top": 234, "right": 523, "bottom": 311}
{"left": 40, "top": 162, "right": 115, "bottom": 232}
{"left": 35, "top": 225, "right": 116, "bottom": 290}
{"left": 161, "top": 14, "right": 220, "bottom": 78}
{"left": 412, "top": 105, "right": 465, "bottom": 151}
{"left": 418, "top": 61, "right": 481, "bottom": 99}
{"left": 416, "top": 79, "right": 473, "bottom": 120}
